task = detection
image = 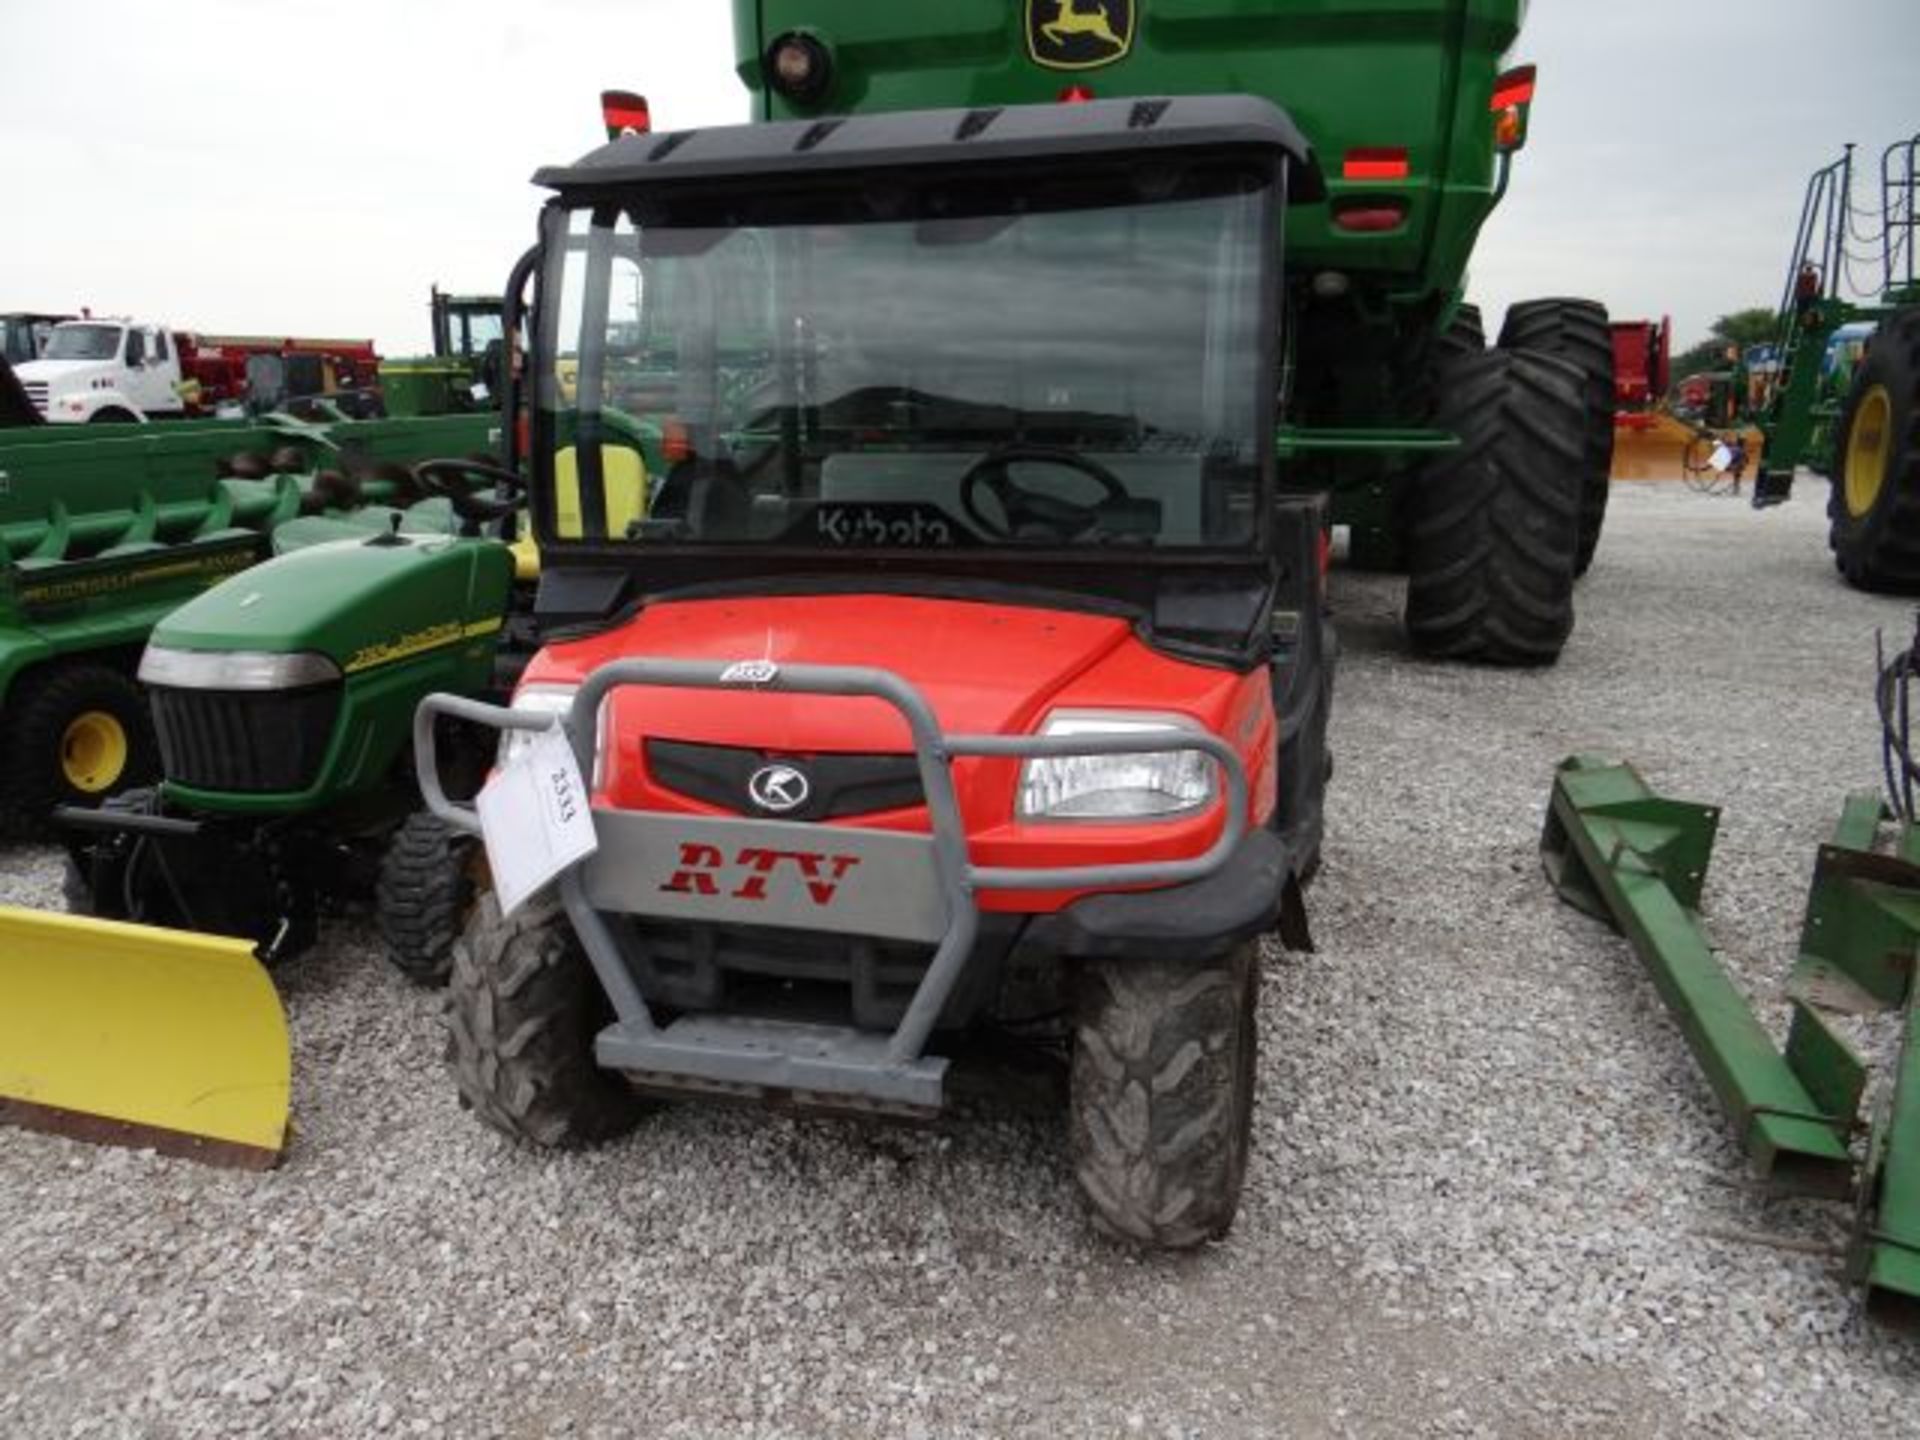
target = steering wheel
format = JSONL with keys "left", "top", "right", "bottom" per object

{"left": 411, "top": 457, "right": 527, "bottom": 531}
{"left": 958, "top": 446, "right": 1131, "bottom": 540}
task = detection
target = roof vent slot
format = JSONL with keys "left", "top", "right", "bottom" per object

{"left": 647, "top": 131, "right": 694, "bottom": 163}
{"left": 795, "top": 119, "right": 844, "bottom": 152}
{"left": 1128, "top": 99, "right": 1171, "bottom": 130}
{"left": 954, "top": 108, "right": 1002, "bottom": 142}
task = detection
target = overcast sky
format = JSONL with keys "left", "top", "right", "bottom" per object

{"left": 3, "top": 1, "right": 1914, "bottom": 355}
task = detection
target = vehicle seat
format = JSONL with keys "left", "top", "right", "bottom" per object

{"left": 553, "top": 444, "right": 647, "bottom": 540}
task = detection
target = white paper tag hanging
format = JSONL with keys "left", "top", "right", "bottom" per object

{"left": 476, "top": 724, "right": 599, "bottom": 917}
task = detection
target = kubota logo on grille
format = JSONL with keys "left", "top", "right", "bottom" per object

{"left": 748, "top": 763, "right": 810, "bottom": 812}
{"left": 661, "top": 843, "right": 861, "bottom": 906}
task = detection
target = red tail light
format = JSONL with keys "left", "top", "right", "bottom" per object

{"left": 1331, "top": 203, "right": 1407, "bottom": 233}
{"left": 1342, "top": 147, "right": 1409, "bottom": 181}
{"left": 1058, "top": 84, "right": 1096, "bottom": 103}
{"left": 1490, "top": 65, "right": 1536, "bottom": 112}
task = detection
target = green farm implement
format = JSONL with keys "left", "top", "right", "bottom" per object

{"left": 1543, "top": 623, "right": 1920, "bottom": 1319}
{"left": 0, "top": 408, "right": 499, "bottom": 833}
{"left": 732, "top": 0, "right": 1616, "bottom": 663}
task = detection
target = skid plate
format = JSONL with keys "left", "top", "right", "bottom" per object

{"left": 597, "top": 1014, "right": 946, "bottom": 1112}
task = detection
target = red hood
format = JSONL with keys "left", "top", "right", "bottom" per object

{"left": 527, "top": 593, "right": 1136, "bottom": 750}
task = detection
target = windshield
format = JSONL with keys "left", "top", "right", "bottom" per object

{"left": 536, "top": 165, "right": 1274, "bottom": 556}
{"left": 451, "top": 307, "right": 504, "bottom": 357}
{"left": 44, "top": 323, "right": 123, "bottom": 362}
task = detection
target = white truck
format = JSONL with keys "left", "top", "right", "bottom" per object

{"left": 14, "top": 319, "right": 188, "bottom": 424}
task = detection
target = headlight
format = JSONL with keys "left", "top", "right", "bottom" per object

{"left": 139, "top": 646, "right": 341, "bottom": 690}
{"left": 498, "top": 684, "right": 579, "bottom": 766}
{"left": 1018, "top": 711, "right": 1217, "bottom": 821}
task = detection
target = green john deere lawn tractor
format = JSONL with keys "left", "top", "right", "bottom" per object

{"left": 59, "top": 453, "right": 533, "bottom": 977}
{"left": 733, "top": 0, "right": 1617, "bottom": 664}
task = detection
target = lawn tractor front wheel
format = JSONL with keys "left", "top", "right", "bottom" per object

{"left": 0, "top": 662, "right": 157, "bottom": 836}
{"left": 1827, "top": 306, "right": 1920, "bottom": 592}
{"left": 1404, "top": 347, "right": 1586, "bottom": 665}
{"left": 1069, "top": 944, "right": 1258, "bottom": 1249}
{"left": 1499, "top": 298, "right": 1616, "bottom": 577}
{"left": 376, "top": 812, "right": 483, "bottom": 986}
{"left": 444, "top": 890, "right": 645, "bottom": 1147}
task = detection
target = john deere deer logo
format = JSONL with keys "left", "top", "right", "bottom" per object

{"left": 1027, "top": 0, "right": 1135, "bottom": 72}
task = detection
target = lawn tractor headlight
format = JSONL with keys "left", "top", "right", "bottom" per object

{"left": 1018, "top": 712, "right": 1217, "bottom": 821}
{"left": 498, "top": 684, "right": 580, "bottom": 767}
{"left": 138, "top": 647, "right": 341, "bottom": 690}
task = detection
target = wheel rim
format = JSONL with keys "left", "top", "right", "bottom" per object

{"left": 61, "top": 710, "right": 129, "bottom": 793}
{"left": 1845, "top": 384, "right": 1894, "bottom": 520}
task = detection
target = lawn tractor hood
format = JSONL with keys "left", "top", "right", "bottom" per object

{"left": 532, "top": 93, "right": 1322, "bottom": 203}
{"left": 146, "top": 533, "right": 512, "bottom": 681}
{"left": 139, "top": 533, "right": 514, "bottom": 805}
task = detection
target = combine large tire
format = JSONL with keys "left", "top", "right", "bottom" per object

{"left": 444, "top": 891, "right": 643, "bottom": 1147}
{"left": 1404, "top": 348, "right": 1585, "bottom": 665}
{"left": 376, "top": 812, "right": 481, "bottom": 987}
{"left": 1436, "top": 301, "right": 1485, "bottom": 369}
{"left": 0, "top": 662, "right": 157, "bottom": 836}
{"left": 1402, "top": 302, "right": 1486, "bottom": 426}
{"left": 1828, "top": 307, "right": 1920, "bottom": 592}
{"left": 1068, "top": 945, "right": 1258, "bottom": 1250}
{"left": 1499, "top": 298, "right": 1615, "bottom": 576}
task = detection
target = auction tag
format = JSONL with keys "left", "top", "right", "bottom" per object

{"left": 475, "top": 725, "right": 599, "bottom": 916}
{"left": 1709, "top": 443, "right": 1734, "bottom": 473}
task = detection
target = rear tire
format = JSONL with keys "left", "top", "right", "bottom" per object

{"left": 376, "top": 812, "right": 480, "bottom": 987}
{"left": 1404, "top": 348, "right": 1585, "bottom": 665}
{"left": 1499, "top": 298, "right": 1615, "bottom": 576}
{"left": 0, "top": 662, "right": 157, "bottom": 837}
{"left": 1069, "top": 945, "right": 1258, "bottom": 1250}
{"left": 444, "top": 890, "right": 643, "bottom": 1147}
{"left": 1827, "top": 307, "right": 1920, "bottom": 591}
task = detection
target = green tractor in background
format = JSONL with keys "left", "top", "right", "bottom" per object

{"left": 1753, "top": 130, "right": 1920, "bottom": 590}
{"left": 378, "top": 287, "right": 510, "bottom": 419}
{"left": 734, "top": 0, "right": 1616, "bottom": 664}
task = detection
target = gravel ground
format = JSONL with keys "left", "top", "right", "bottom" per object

{"left": 6, "top": 480, "right": 1920, "bottom": 1437}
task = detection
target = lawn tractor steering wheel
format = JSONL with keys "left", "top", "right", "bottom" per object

{"left": 958, "top": 446, "right": 1131, "bottom": 541}
{"left": 411, "top": 457, "right": 527, "bottom": 535}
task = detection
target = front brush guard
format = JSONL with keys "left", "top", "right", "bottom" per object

{"left": 415, "top": 658, "right": 1248, "bottom": 1110}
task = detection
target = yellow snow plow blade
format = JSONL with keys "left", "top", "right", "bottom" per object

{"left": 0, "top": 906, "right": 289, "bottom": 1169}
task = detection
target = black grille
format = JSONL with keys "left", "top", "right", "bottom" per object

{"left": 150, "top": 684, "right": 341, "bottom": 793}
{"left": 645, "top": 739, "right": 924, "bottom": 821}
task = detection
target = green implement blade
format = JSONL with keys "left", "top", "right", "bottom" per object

{"left": 1542, "top": 756, "right": 1854, "bottom": 1197}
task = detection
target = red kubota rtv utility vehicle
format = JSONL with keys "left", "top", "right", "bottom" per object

{"left": 417, "top": 96, "right": 1329, "bottom": 1245}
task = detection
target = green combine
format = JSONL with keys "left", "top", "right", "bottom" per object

{"left": 732, "top": 0, "right": 1615, "bottom": 662}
